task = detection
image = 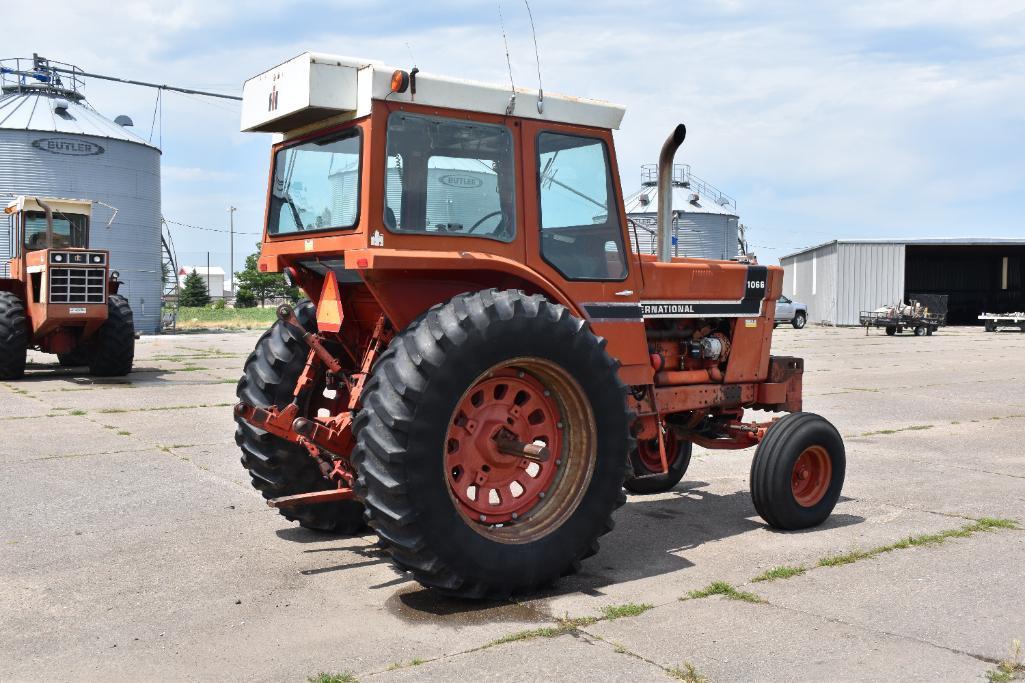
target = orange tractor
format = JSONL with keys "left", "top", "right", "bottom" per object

{"left": 0, "top": 196, "right": 134, "bottom": 379}
{"left": 234, "top": 54, "right": 845, "bottom": 597}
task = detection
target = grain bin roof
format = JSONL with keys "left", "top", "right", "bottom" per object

{"left": 623, "top": 184, "right": 738, "bottom": 217}
{"left": 781, "top": 238, "right": 1025, "bottom": 260}
{"left": 0, "top": 90, "right": 156, "bottom": 149}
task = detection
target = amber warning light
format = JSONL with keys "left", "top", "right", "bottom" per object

{"left": 390, "top": 67, "right": 419, "bottom": 95}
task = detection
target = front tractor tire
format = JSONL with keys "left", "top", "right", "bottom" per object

{"left": 352, "top": 290, "right": 633, "bottom": 598}
{"left": 0, "top": 291, "right": 28, "bottom": 380}
{"left": 750, "top": 412, "right": 845, "bottom": 530}
{"left": 89, "top": 295, "right": 135, "bottom": 376}
{"left": 624, "top": 428, "right": 692, "bottom": 495}
{"left": 235, "top": 301, "right": 366, "bottom": 534}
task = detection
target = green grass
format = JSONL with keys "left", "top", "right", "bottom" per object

{"left": 485, "top": 615, "right": 600, "bottom": 648}
{"left": 819, "top": 518, "right": 1019, "bottom": 569}
{"left": 752, "top": 565, "right": 807, "bottom": 582}
{"left": 176, "top": 306, "right": 278, "bottom": 331}
{"left": 685, "top": 581, "right": 764, "bottom": 604}
{"left": 308, "top": 674, "right": 357, "bottom": 683}
{"left": 987, "top": 640, "right": 1024, "bottom": 683}
{"left": 600, "top": 603, "right": 653, "bottom": 620}
{"left": 69, "top": 409, "right": 87, "bottom": 416}
{"left": 668, "top": 662, "right": 708, "bottom": 682}
{"left": 386, "top": 658, "right": 427, "bottom": 671}
{"left": 860, "top": 424, "right": 933, "bottom": 437}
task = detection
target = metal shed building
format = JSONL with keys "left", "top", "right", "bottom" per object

{"left": 0, "top": 57, "right": 162, "bottom": 333}
{"left": 781, "top": 239, "right": 1025, "bottom": 325}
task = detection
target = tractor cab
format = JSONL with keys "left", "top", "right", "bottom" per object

{"left": 0, "top": 196, "right": 131, "bottom": 375}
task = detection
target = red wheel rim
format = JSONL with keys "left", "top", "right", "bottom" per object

{"left": 791, "top": 445, "right": 832, "bottom": 507}
{"left": 636, "top": 428, "right": 678, "bottom": 474}
{"left": 445, "top": 368, "right": 562, "bottom": 524}
{"left": 444, "top": 359, "right": 596, "bottom": 543}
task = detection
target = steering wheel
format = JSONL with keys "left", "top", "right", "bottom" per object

{"left": 468, "top": 210, "right": 505, "bottom": 234}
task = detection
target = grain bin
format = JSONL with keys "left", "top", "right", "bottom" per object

{"left": 625, "top": 164, "right": 740, "bottom": 261}
{"left": 0, "top": 56, "right": 162, "bottom": 333}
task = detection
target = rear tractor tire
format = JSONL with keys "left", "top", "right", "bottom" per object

{"left": 235, "top": 300, "right": 366, "bottom": 534}
{"left": 352, "top": 289, "right": 633, "bottom": 598}
{"left": 0, "top": 291, "right": 28, "bottom": 380}
{"left": 89, "top": 295, "right": 135, "bottom": 377}
{"left": 624, "top": 427, "right": 692, "bottom": 494}
{"left": 750, "top": 412, "right": 845, "bottom": 530}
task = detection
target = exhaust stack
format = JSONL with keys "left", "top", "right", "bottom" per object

{"left": 656, "top": 124, "right": 687, "bottom": 262}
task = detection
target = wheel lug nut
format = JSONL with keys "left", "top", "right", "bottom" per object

{"left": 538, "top": 491, "right": 546, "bottom": 499}
{"left": 517, "top": 371, "right": 525, "bottom": 378}
{"left": 479, "top": 514, "right": 487, "bottom": 522}
{"left": 543, "top": 389, "right": 550, "bottom": 396}
{"left": 511, "top": 512, "right": 519, "bottom": 520}
{"left": 557, "top": 422, "right": 563, "bottom": 429}
{"left": 555, "top": 459, "right": 562, "bottom": 466}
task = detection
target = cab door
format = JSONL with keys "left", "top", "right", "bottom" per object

{"left": 519, "top": 120, "right": 651, "bottom": 385}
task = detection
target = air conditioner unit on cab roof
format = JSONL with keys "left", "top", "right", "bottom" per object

{"left": 241, "top": 53, "right": 369, "bottom": 134}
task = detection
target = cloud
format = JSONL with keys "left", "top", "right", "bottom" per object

{"left": 7, "top": 1, "right": 1024, "bottom": 266}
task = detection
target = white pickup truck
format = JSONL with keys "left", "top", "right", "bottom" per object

{"left": 774, "top": 295, "right": 808, "bottom": 329}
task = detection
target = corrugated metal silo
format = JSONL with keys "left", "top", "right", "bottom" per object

{"left": 624, "top": 164, "right": 740, "bottom": 261}
{"left": 0, "top": 57, "right": 162, "bottom": 333}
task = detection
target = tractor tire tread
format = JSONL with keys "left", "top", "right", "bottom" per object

{"left": 89, "top": 295, "right": 135, "bottom": 377}
{"left": 352, "top": 289, "right": 632, "bottom": 599}
{"left": 234, "top": 300, "right": 366, "bottom": 534}
{"left": 0, "top": 291, "right": 28, "bottom": 380}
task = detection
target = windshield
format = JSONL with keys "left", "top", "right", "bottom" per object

{"left": 268, "top": 129, "right": 361, "bottom": 235}
{"left": 24, "top": 211, "right": 89, "bottom": 251}
{"left": 383, "top": 113, "right": 516, "bottom": 241}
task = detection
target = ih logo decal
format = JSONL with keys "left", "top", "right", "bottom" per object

{"left": 370, "top": 230, "right": 385, "bottom": 247}
{"left": 268, "top": 84, "right": 279, "bottom": 112}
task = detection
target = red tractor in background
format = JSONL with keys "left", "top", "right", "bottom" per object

{"left": 233, "top": 53, "right": 845, "bottom": 598}
{"left": 0, "top": 196, "right": 134, "bottom": 379}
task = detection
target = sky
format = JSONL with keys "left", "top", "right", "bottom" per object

{"left": 7, "top": 0, "right": 1025, "bottom": 271}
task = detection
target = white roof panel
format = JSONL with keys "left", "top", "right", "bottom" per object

{"left": 242, "top": 52, "right": 626, "bottom": 134}
{"left": 0, "top": 90, "right": 156, "bottom": 148}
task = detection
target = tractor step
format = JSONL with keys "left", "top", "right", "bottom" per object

{"left": 267, "top": 489, "right": 356, "bottom": 508}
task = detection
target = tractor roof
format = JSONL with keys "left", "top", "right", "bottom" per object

{"left": 5, "top": 196, "right": 92, "bottom": 216}
{"left": 241, "top": 52, "right": 626, "bottom": 136}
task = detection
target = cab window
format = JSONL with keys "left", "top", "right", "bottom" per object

{"left": 268, "top": 128, "right": 361, "bottom": 235}
{"left": 23, "top": 211, "right": 88, "bottom": 252}
{"left": 537, "top": 132, "right": 626, "bottom": 280}
{"left": 384, "top": 113, "right": 515, "bottom": 241}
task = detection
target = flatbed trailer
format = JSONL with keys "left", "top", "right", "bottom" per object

{"left": 860, "top": 310, "right": 944, "bottom": 336}
{"left": 979, "top": 313, "right": 1025, "bottom": 332}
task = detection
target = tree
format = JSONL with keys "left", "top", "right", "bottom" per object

{"left": 179, "top": 269, "right": 211, "bottom": 307}
{"left": 235, "top": 288, "right": 257, "bottom": 308}
{"left": 234, "top": 244, "right": 299, "bottom": 306}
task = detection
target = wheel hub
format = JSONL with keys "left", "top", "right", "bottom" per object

{"left": 636, "top": 428, "right": 678, "bottom": 474}
{"left": 446, "top": 368, "right": 562, "bottom": 524}
{"left": 791, "top": 445, "right": 831, "bottom": 507}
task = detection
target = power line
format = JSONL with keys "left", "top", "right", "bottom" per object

{"left": 164, "top": 217, "right": 260, "bottom": 235}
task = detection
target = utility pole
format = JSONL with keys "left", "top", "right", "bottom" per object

{"left": 206, "top": 252, "right": 211, "bottom": 300}
{"left": 228, "top": 206, "right": 236, "bottom": 298}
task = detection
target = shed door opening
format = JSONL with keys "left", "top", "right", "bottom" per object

{"left": 905, "top": 245, "right": 1025, "bottom": 325}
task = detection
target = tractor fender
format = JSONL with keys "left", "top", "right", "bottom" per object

{"left": 343, "top": 248, "right": 579, "bottom": 330}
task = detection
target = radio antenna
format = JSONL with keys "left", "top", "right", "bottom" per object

{"left": 522, "top": 0, "right": 544, "bottom": 114}
{"left": 496, "top": 1, "right": 517, "bottom": 115}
